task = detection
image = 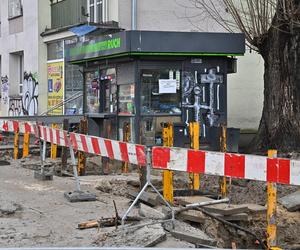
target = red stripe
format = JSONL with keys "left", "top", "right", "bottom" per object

{"left": 91, "top": 137, "right": 101, "bottom": 155}
{"left": 3, "top": 122, "right": 8, "bottom": 131}
{"left": 267, "top": 158, "right": 290, "bottom": 184}
{"left": 43, "top": 127, "right": 47, "bottom": 141}
{"left": 70, "top": 133, "right": 78, "bottom": 150}
{"left": 79, "top": 134, "right": 88, "bottom": 153}
{"left": 49, "top": 128, "right": 54, "bottom": 144}
{"left": 56, "top": 129, "right": 61, "bottom": 145}
{"left": 225, "top": 153, "right": 245, "bottom": 178}
{"left": 119, "top": 142, "right": 129, "bottom": 163}
{"left": 104, "top": 139, "right": 114, "bottom": 159}
{"left": 136, "top": 145, "right": 146, "bottom": 166}
{"left": 152, "top": 147, "right": 170, "bottom": 169}
{"left": 24, "top": 123, "right": 31, "bottom": 133}
{"left": 187, "top": 150, "right": 206, "bottom": 173}
{"left": 13, "top": 121, "right": 19, "bottom": 132}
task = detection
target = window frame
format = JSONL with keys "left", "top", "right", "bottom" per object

{"left": 8, "top": 0, "right": 23, "bottom": 20}
{"left": 88, "top": 0, "right": 107, "bottom": 23}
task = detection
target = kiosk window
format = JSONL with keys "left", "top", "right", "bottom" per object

{"left": 85, "top": 70, "right": 100, "bottom": 114}
{"left": 118, "top": 84, "right": 135, "bottom": 114}
{"left": 141, "top": 69, "right": 181, "bottom": 114}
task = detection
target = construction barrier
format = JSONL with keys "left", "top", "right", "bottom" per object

{"left": 152, "top": 146, "right": 300, "bottom": 186}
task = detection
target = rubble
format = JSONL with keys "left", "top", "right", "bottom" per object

{"left": 0, "top": 201, "right": 22, "bottom": 217}
{"left": 279, "top": 190, "right": 300, "bottom": 212}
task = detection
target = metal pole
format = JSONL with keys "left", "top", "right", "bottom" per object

{"left": 50, "top": 124, "right": 58, "bottom": 160}
{"left": 131, "top": 0, "right": 137, "bottom": 30}
{"left": 220, "top": 124, "right": 227, "bottom": 198}
{"left": 69, "top": 139, "right": 81, "bottom": 192}
{"left": 267, "top": 149, "right": 278, "bottom": 249}
{"left": 40, "top": 140, "right": 47, "bottom": 175}
{"left": 188, "top": 122, "right": 200, "bottom": 190}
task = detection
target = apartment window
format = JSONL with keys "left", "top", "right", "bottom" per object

{"left": 19, "top": 53, "right": 24, "bottom": 95}
{"left": 88, "top": 0, "right": 106, "bottom": 23}
{"left": 8, "top": 0, "right": 23, "bottom": 19}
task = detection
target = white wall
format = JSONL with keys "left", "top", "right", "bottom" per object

{"left": 0, "top": 0, "right": 51, "bottom": 115}
{"left": 113, "top": 0, "right": 264, "bottom": 130}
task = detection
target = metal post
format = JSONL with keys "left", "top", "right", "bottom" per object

{"left": 77, "top": 118, "right": 87, "bottom": 176}
{"left": 131, "top": 0, "right": 137, "bottom": 30}
{"left": 69, "top": 138, "right": 81, "bottom": 192}
{"left": 162, "top": 123, "right": 173, "bottom": 203}
{"left": 13, "top": 129, "right": 19, "bottom": 160}
{"left": 220, "top": 124, "right": 227, "bottom": 198}
{"left": 61, "top": 119, "right": 69, "bottom": 174}
{"left": 40, "top": 140, "right": 47, "bottom": 175}
{"left": 267, "top": 149, "right": 278, "bottom": 249}
{"left": 121, "top": 147, "right": 175, "bottom": 226}
{"left": 50, "top": 123, "right": 58, "bottom": 160}
{"left": 22, "top": 132, "right": 30, "bottom": 158}
{"left": 188, "top": 122, "right": 200, "bottom": 190}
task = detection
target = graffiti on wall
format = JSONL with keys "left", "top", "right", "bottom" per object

{"left": 1, "top": 76, "right": 9, "bottom": 106}
{"left": 9, "top": 97, "right": 23, "bottom": 116}
{"left": 22, "top": 72, "right": 39, "bottom": 116}
{"left": 182, "top": 67, "right": 224, "bottom": 138}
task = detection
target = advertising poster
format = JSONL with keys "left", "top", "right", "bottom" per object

{"left": 47, "top": 61, "right": 64, "bottom": 115}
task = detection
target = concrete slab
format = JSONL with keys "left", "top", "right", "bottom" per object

{"left": 175, "top": 196, "right": 214, "bottom": 206}
{"left": 0, "top": 160, "right": 10, "bottom": 166}
{"left": 164, "top": 220, "right": 217, "bottom": 246}
{"left": 279, "top": 190, "right": 300, "bottom": 212}
{"left": 127, "top": 190, "right": 160, "bottom": 207}
{"left": 139, "top": 204, "right": 165, "bottom": 220}
{"left": 99, "top": 222, "right": 166, "bottom": 247}
{"left": 216, "top": 213, "right": 249, "bottom": 221}
{"left": 34, "top": 170, "right": 53, "bottom": 181}
{"left": 203, "top": 203, "right": 248, "bottom": 216}
{"left": 64, "top": 191, "right": 97, "bottom": 203}
{"left": 244, "top": 203, "right": 267, "bottom": 214}
{"left": 177, "top": 210, "right": 206, "bottom": 224}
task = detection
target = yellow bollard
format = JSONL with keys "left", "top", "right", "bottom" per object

{"left": 13, "top": 130, "right": 20, "bottom": 160}
{"left": 267, "top": 149, "right": 278, "bottom": 249}
{"left": 162, "top": 123, "right": 173, "bottom": 203}
{"left": 22, "top": 132, "right": 30, "bottom": 158}
{"left": 220, "top": 125, "right": 227, "bottom": 197}
{"left": 77, "top": 118, "right": 88, "bottom": 176}
{"left": 50, "top": 124, "right": 58, "bottom": 160}
{"left": 188, "top": 122, "right": 200, "bottom": 190}
{"left": 122, "top": 122, "right": 130, "bottom": 173}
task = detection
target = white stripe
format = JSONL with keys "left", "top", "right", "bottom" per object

{"left": 245, "top": 155, "right": 267, "bottom": 182}
{"left": 290, "top": 160, "right": 300, "bottom": 185}
{"left": 85, "top": 135, "right": 94, "bottom": 154}
{"left": 75, "top": 133, "right": 84, "bottom": 151}
{"left": 52, "top": 128, "right": 57, "bottom": 144}
{"left": 8, "top": 121, "right": 14, "bottom": 132}
{"left": 40, "top": 126, "right": 45, "bottom": 140}
{"left": 46, "top": 127, "right": 51, "bottom": 143}
{"left": 98, "top": 137, "right": 108, "bottom": 157}
{"left": 111, "top": 140, "right": 121, "bottom": 161}
{"left": 167, "top": 148, "right": 188, "bottom": 171}
{"left": 19, "top": 122, "right": 25, "bottom": 134}
{"left": 127, "top": 143, "right": 138, "bottom": 165}
{"left": 205, "top": 151, "right": 225, "bottom": 176}
{"left": 58, "top": 130, "right": 65, "bottom": 146}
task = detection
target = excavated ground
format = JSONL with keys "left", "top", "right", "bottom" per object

{"left": 0, "top": 150, "right": 300, "bottom": 249}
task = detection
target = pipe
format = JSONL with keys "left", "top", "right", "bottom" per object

{"left": 131, "top": 0, "right": 137, "bottom": 30}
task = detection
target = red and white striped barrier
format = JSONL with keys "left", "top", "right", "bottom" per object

{"left": 152, "top": 147, "right": 300, "bottom": 186}
{"left": 69, "top": 132, "right": 147, "bottom": 166}
{"left": 39, "top": 125, "right": 69, "bottom": 147}
{"left": 0, "top": 120, "right": 36, "bottom": 134}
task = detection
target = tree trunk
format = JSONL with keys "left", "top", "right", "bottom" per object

{"left": 252, "top": 18, "right": 300, "bottom": 152}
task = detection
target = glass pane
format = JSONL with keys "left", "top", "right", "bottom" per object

{"left": 97, "top": 2, "right": 103, "bottom": 22}
{"left": 141, "top": 69, "right": 181, "bottom": 114}
{"left": 85, "top": 70, "right": 99, "bottom": 113}
{"left": 118, "top": 84, "right": 135, "bottom": 114}
{"left": 100, "top": 68, "right": 116, "bottom": 113}
{"left": 89, "top": 6, "right": 94, "bottom": 22}
{"left": 47, "top": 41, "right": 63, "bottom": 60}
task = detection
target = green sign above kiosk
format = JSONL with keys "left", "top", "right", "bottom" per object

{"left": 65, "top": 30, "right": 245, "bottom": 63}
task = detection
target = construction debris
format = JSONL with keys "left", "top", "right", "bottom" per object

{"left": 202, "top": 203, "right": 249, "bottom": 216}
{"left": 138, "top": 204, "right": 165, "bottom": 220}
{"left": 97, "top": 221, "right": 166, "bottom": 247}
{"left": 163, "top": 220, "right": 217, "bottom": 246}
{"left": 127, "top": 190, "right": 160, "bottom": 207}
{"left": 279, "top": 190, "right": 300, "bottom": 212}
{"left": 64, "top": 190, "right": 97, "bottom": 202}
{"left": 0, "top": 201, "right": 22, "bottom": 217}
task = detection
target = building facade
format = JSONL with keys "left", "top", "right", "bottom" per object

{"left": 0, "top": 0, "right": 263, "bottom": 133}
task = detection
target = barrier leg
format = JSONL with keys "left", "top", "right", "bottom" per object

{"left": 220, "top": 125, "right": 227, "bottom": 198}
{"left": 22, "top": 132, "right": 30, "bottom": 158}
{"left": 121, "top": 148, "right": 175, "bottom": 226}
{"left": 64, "top": 134, "right": 96, "bottom": 203}
{"left": 267, "top": 150, "right": 278, "bottom": 249}
{"left": 34, "top": 140, "right": 53, "bottom": 181}
{"left": 122, "top": 122, "right": 130, "bottom": 173}
{"left": 188, "top": 122, "right": 200, "bottom": 190}
{"left": 50, "top": 124, "right": 58, "bottom": 160}
{"left": 162, "top": 123, "right": 173, "bottom": 203}
{"left": 13, "top": 130, "right": 19, "bottom": 160}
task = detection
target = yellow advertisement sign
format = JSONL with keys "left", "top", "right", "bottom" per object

{"left": 47, "top": 61, "right": 64, "bottom": 115}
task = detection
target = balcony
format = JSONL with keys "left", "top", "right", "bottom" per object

{"left": 50, "top": 0, "right": 88, "bottom": 29}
